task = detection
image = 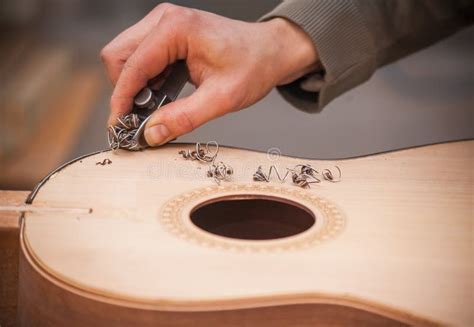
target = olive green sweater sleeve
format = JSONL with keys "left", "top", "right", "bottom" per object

{"left": 260, "top": 0, "right": 474, "bottom": 112}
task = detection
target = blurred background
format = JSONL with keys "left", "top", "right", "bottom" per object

{"left": 0, "top": 0, "right": 473, "bottom": 190}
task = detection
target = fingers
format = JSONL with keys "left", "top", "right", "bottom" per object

{"left": 101, "top": 26, "right": 150, "bottom": 86}
{"left": 144, "top": 81, "right": 232, "bottom": 146}
{"left": 108, "top": 8, "right": 191, "bottom": 125}
{"left": 100, "top": 4, "right": 171, "bottom": 86}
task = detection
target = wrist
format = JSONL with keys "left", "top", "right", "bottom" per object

{"left": 262, "top": 17, "right": 320, "bottom": 85}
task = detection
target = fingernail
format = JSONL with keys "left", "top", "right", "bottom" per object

{"left": 145, "top": 124, "right": 170, "bottom": 146}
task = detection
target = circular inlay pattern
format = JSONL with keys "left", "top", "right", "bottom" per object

{"left": 160, "top": 184, "right": 345, "bottom": 252}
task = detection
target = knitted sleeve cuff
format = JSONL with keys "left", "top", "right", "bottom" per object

{"left": 260, "top": 0, "right": 376, "bottom": 112}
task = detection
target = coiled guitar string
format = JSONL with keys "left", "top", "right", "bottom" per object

{"left": 207, "top": 161, "right": 234, "bottom": 184}
{"left": 253, "top": 164, "right": 341, "bottom": 188}
{"left": 107, "top": 114, "right": 142, "bottom": 150}
{"left": 132, "top": 139, "right": 341, "bottom": 188}
{"left": 178, "top": 143, "right": 341, "bottom": 187}
{"left": 179, "top": 141, "right": 219, "bottom": 163}
{"left": 253, "top": 165, "right": 290, "bottom": 183}
{"left": 179, "top": 141, "right": 233, "bottom": 184}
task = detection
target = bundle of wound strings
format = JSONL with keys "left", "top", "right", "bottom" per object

{"left": 253, "top": 164, "right": 341, "bottom": 188}
{"left": 179, "top": 141, "right": 234, "bottom": 184}
{"left": 107, "top": 114, "right": 142, "bottom": 150}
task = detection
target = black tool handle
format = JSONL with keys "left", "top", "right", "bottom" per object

{"left": 132, "top": 60, "right": 189, "bottom": 119}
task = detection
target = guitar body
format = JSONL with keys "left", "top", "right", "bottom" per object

{"left": 18, "top": 141, "right": 473, "bottom": 326}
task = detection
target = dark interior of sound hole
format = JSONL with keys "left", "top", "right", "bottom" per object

{"left": 190, "top": 196, "right": 315, "bottom": 240}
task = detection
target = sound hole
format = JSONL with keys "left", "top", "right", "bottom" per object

{"left": 190, "top": 196, "right": 315, "bottom": 240}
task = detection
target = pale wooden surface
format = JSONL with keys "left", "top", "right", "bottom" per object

{"left": 0, "top": 190, "right": 29, "bottom": 327}
{"left": 22, "top": 141, "right": 473, "bottom": 326}
{"left": 0, "top": 191, "right": 28, "bottom": 227}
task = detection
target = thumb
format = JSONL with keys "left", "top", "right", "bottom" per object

{"left": 144, "top": 82, "right": 231, "bottom": 146}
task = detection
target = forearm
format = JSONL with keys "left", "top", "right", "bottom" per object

{"left": 262, "top": 0, "right": 474, "bottom": 112}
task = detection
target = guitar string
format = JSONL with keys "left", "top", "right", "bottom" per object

{"left": 253, "top": 164, "right": 341, "bottom": 188}
{"left": 178, "top": 142, "right": 341, "bottom": 188}
{"left": 179, "top": 141, "right": 234, "bottom": 184}
{"left": 107, "top": 113, "right": 142, "bottom": 150}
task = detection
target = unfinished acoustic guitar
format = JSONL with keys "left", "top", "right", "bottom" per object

{"left": 18, "top": 140, "right": 473, "bottom": 326}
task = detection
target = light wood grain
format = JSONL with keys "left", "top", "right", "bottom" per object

{"left": 20, "top": 141, "right": 473, "bottom": 326}
{"left": 0, "top": 191, "right": 29, "bottom": 228}
{"left": 0, "top": 205, "right": 91, "bottom": 214}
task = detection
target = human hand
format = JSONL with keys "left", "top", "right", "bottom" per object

{"left": 101, "top": 3, "right": 318, "bottom": 146}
